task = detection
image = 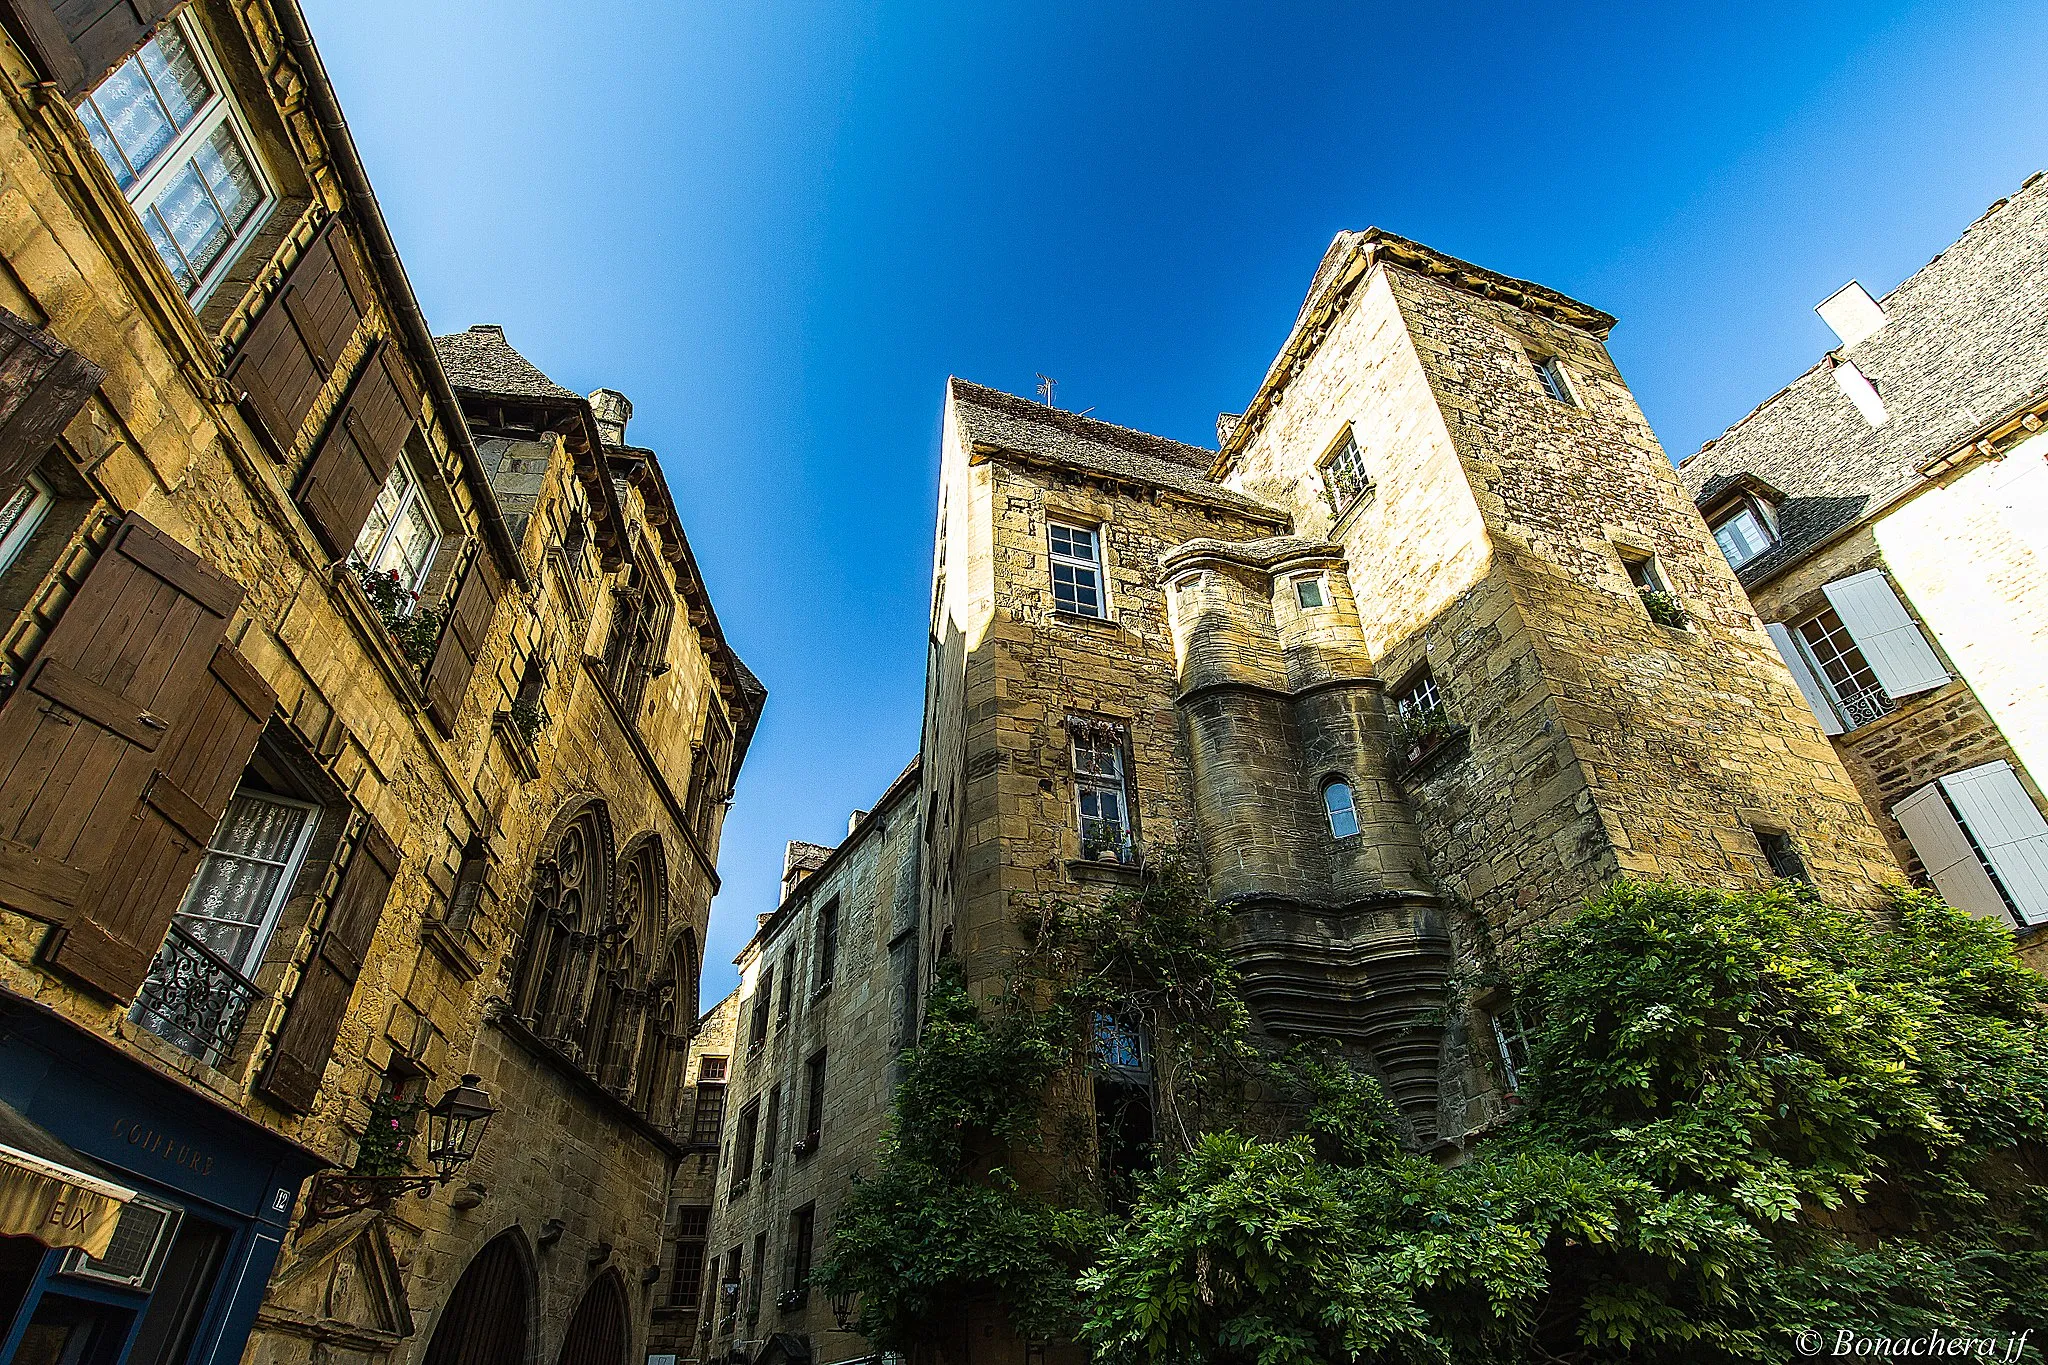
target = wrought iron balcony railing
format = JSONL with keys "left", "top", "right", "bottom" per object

{"left": 1838, "top": 683, "right": 1898, "bottom": 729}
{"left": 132, "top": 922, "right": 262, "bottom": 1067}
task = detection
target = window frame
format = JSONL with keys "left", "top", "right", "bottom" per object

{"left": 1071, "top": 721, "right": 1135, "bottom": 861}
{"left": 1753, "top": 826, "right": 1811, "bottom": 885}
{"left": 79, "top": 14, "right": 279, "bottom": 306}
{"left": 1291, "top": 573, "right": 1327, "bottom": 610}
{"left": 0, "top": 472, "right": 56, "bottom": 581}
{"left": 1047, "top": 518, "right": 1108, "bottom": 620}
{"left": 352, "top": 451, "right": 445, "bottom": 601}
{"left": 801, "top": 1047, "right": 827, "bottom": 1148}
{"left": 1792, "top": 607, "right": 1895, "bottom": 730}
{"left": 1393, "top": 669, "right": 1442, "bottom": 721}
{"left": 814, "top": 896, "right": 840, "bottom": 992}
{"left": 1318, "top": 427, "right": 1372, "bottom": 515}
{"left": 1321, "top": 778, "right": 1361, "bottom": 839}
{"left": 1530, "top": 352, "right": 1577, "bottom": 407}
{"left": 1710, "top": 498, "right": 1778, "bottom": 569}
{"left": 668, "top": 1204, "right": 712, "bottom": 1311}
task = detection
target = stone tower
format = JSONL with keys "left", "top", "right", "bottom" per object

{"left": 919, "top": 228, "right": 1903, "bottom": 1179}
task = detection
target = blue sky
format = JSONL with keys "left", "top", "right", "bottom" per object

{"left": 301, "top": 0, "right": 2048, "bottom": 998}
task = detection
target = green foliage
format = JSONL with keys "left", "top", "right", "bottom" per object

{"left": 1638, "top": 589, "right": 1689, "bottom": 629}
{"left": 509, "top": 694, "right": 545, "bottom": 745}
{"left": 1082, "top": 881, "right": 2048, "bottom": 1364}
{"left": 352, "top": 1091, "right": 421, "bottom": 1176}
{"left": 356, "top": 561, "right": 447, "bottom": 670}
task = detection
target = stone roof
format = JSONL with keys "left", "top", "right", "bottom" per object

{"left": 1679, "top": 171, "right": 2048, "bottom": 585}
{"left": 1160, "top": 535, "right": 1341, "bottom": 574}
{"left": 433, "top": 324, "right": 581, "bottom": 402}
{"left": 947, "top": 378, "right": 1286, "bottom": 520}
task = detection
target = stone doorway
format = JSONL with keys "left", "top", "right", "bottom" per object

{"left": 554, "top": 1271, "right": 628, "bottom": 1365}
{"left": 422, "top": 1232, "right": 531, "bottom": 1365}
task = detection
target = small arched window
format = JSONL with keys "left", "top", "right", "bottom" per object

{"left": 1323, "top": 779, "right": 1360, "bottom": 839}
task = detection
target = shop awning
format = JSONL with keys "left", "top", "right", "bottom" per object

{"left": 0, "top": 1100, "right": 134, "bottom": 1258}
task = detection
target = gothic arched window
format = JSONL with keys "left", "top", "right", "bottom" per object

{"left": 641, "top": 931, "right": 697, "bottom": 1122}
{"left": 587, "top": 843, "right": 655, "bottom": 1092}
{"left": 514, "top": 806, "right": 610, "bottom": 1049}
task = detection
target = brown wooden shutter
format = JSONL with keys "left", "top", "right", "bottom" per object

{"left": 44, "top": 640, "right": 273, "bottom": 997}
{"left": 225, "top": 220, "right": 370, "bottom": 454}
{"left": 260, "top": 812, "right": 400, "bottom": 1112}
{"left": 0, "top": 513, "right": 241, "bottom": 929}
{"left": 0, "top": 0, "right": 183, "bottom": 100}
{"left": 423, "top": 549, "right": 500, "bottom": 734}
{"left": 296, "top": 340, "right": 416, "bottom": 560}
{"left": 0, "top": 306, "right": 102, "bottom": 496}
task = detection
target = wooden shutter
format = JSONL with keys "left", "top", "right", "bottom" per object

{"left": 296, "top": 341, "right": 416, "bottom": 560}
{"left": 1822, "top": 569, "right": 1949, "bottom": 697}
{"left": 1764, "top": 623, "right": 1844, "bottom": 736}
{"left": 1939, "top": 761, "right": 2048, "bottom": 926}
{"left": 423, "top": 550, "right": 500, "bottom": 734}
{"left": 260, "top": 812, "right": 400, "bottom": 1111}
{"left": 45, "top": 640, "right": 274, "bottom": 997}
{"left": 0, "top": 307, "right": 102, "bottom": 496}
{"left": 225, "top": 220, "right": 370, "bottom": 454}
{"left": 0, "top": 513, "right": 240, "bottom": 930}
{"left": 0, "top": 0, "right": 183, "bottom": 100}
{"left": 1894, "top": 782, "right": 2012, "bottom": 925}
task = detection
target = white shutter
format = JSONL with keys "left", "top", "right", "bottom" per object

{"left": 1892, "top": 782, "right": 2012, "bottom": 925}
{"left": 1939, "top": 761, "right": 2048, "bottom": 926}
{"left": 1765, "top": 623, "right": 1844, "bottom": 735}
{"left": 1822, "top": 570, "right": 1949, "bottom": 697}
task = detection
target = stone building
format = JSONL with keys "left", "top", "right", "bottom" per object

{"left": 910, "top": 231, "right": 1906, "bottom": 1357}
{"left": 647, "top": 989, "right": 737, "bottom": 1362}
{"left": 689, "top": 760, "right": 919, "bottom": 1365}
{"left": 1679, "top": 171, "right": 2048, "bottom": 971}
{"left": 0, "top": 4, "right": 761, "bottom": 1364}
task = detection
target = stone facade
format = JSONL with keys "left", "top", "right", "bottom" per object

{"left": 0, "top": 5, "right": 762, "bottom": 1363}
{"left": 900, "top": 230, "right": 1906, "bottom": 1362}
{"left": 1680, "top": 172, "right": 2048, "bottom": 970}
{"left": 694, "top": 760, "right": 920, "bottom": 1365}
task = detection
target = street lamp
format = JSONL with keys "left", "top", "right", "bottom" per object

{"left": 829, "top": 1285, "right": 857, "bottom": 1332}
{"left": 301, "top": 1075, "right": 499, "bottom": 1227}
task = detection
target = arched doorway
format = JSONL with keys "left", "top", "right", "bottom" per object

{"left": 422, "top": 1232, "right": 530, "bottom": 1365}
{"left": 555, "top": 1271, "right": 628, "bottom": 1365}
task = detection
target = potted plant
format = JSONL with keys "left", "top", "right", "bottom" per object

{"left": 1394, "top": 705, "right": 1456, "bottom": 765}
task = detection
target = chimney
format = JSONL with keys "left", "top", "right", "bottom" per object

{"left": 469, "top": 323, "right": 505, "bottom": 338}
{"left": 848, "top": 809, "right": 867, "bottom": 836}
{"left": 588, "top": 388, "right": 633, "bottom": 446}
{"left": 1216, "top": 412, "right": 1243, "bottom": 446}
{"left": 1816, "top": 282, "right": 1887, "bottom": 350}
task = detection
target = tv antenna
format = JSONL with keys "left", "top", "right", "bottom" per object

{"left": 1034, "top": 374, "right": 1058, "bottom": 408}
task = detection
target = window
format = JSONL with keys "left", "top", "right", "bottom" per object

{"left": 668, "top": 1206, "right": 711, "bottom": 1309}
{"left": 783, "top": 1204, "right": 815, "bottom": 1305}
{"left": 132, "top": 785, "right": 319, "bottom": 1065}
{"left": 1490, "top": 1008, "right": 1531, "bottom": 1093}
{"left": 1071, "top": 722, "right": 1133, "bottom": 861}
{"left": 690, "top": 1068, "right": 727, "bottom": 1147}
{"left": 801, "top": 1048, "right": 827, "bottom": 1148}
{"left": 81, "top": 18, "right": 274, "bottom": 302}
{"left": 1793, "top": 608, "right": 1893, "bottom": 727}
{"left": 732, "top": 1099, "right": 760, "bottom": 1190}
{"left": 1531, "top": 353, "right": 1576, "bottom": 406}
{"left": 1894, "top": 760, "right": 2048, "bottom": 930}
{"left": 0, "top": 473, "right": 55, "bottom": 581}
{"left": 1320, "top": 429, "right": 1371, "bottom": 513}
{"left": 815, "top": 897, "right": 840, "bottom": 991}
{"left": 1322, "top": 779, "right": 1360, "bottom": 839}
{"left": 776, "top": 954, "right": 793, "bottom": 1023}
{"left": 1394, "top": 670, "right": 1442, "bottom": 721}
{"left": 353, "top": 454, "right": 443, "bottom": 599}
{"left": 1754, "top": 828, "right": 1810, "bottom": 885}
{"left": 717, "top": 1247, "right": 741, "bottom": 1330}
{"left": 761, "top": 1084, "right": 781, "bottom": 1176}
{"left": 1292, "top": 575, "right": 1326, "bottom": 610}
{"left": 748, "top": 1230, "right": 768, "bottom": 1318}
{"left": 748, "top": 964, "right": 773, "bottom": 1051}
{"left": 1092, "top": 1015, "right": 1155, "bottom": 1205}
{"left": 1711, "top": 502, "right": 1776, "bottom": 568}
{"left": 1624, "top": 554, "right": 1687, "bottom": 629}
{"left": 1092, "top": 1013, "right": 1151, "bottom": 1083}
{"left": 1048, "top": 520, "right": 1106, "bottom": 618}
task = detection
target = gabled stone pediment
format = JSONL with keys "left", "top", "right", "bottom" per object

{"left": 262, "top": 1209, "right": 416, "bottom": 1346}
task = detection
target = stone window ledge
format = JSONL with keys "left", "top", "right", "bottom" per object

{"left": 420, "top": 916, "right": 482, "bottom": 980}
{"left": 1393, "top": 726, "right": 1470, "bottom": 784}
{"left": 1067, "top": 856, "right": 1144, "bottom": 886}
{"left": 491, "top": 709, "right": 541, "bottom": 781}
{"left": 1052, "top": 607, "right": 1122, "bottom": 632}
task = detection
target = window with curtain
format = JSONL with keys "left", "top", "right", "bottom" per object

{"left": 80, "top": 17, "right": 275, "bottom": 302}
{"left": 353, "top": 454, "right": 443, "bottom": 601}
{"left": 133, "top": 786, "right": 319, "bottom": 1064}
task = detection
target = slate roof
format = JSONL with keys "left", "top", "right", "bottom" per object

{"left": 1678, "top": 172, "right": 2048, "bottom": 585}
{"left": 433, "top": 324, "right": 581, "bottom": 402}
{"left": 947, "top": 378, "right": 1286, "bottom": 520}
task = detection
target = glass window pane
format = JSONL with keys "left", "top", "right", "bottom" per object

{"left": 78, "top": 103, "right": 135, "bottom": 190}
{"left": 1324, "top": 782, "right": 1360, "bottom": 837}
{"left": 176, "top": 792, "right": 312, "bottom": 971}
{"left": 147, "top": 162, "right": 231, "bottom": 279}
{"left": 85, "top": 60, "right": 176, "bottom": 184}
{"left": 386, "top": 496, "right": 439, "bottom": 591}
{"left": 136, "top": 26, "right": 212, "bottom": 135}
{"left": 140, "top": 212, "right": 195, "bottom": 292}
{"left": 354, "top": 467, "right": 407, "bottom": 566}
{"left": 193, "top": 126, "right": 264, "bottom": 235}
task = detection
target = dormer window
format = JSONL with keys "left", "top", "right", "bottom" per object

{"left": 80, "top": 16, "right": 275, "bottom": 303}
{"left": 1702, "top": 481, "right": 1782, "bottom": 570}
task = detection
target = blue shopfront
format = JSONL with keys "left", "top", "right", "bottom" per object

{"left": 0, "top": 992, "right": 322, "bottom": 1365}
